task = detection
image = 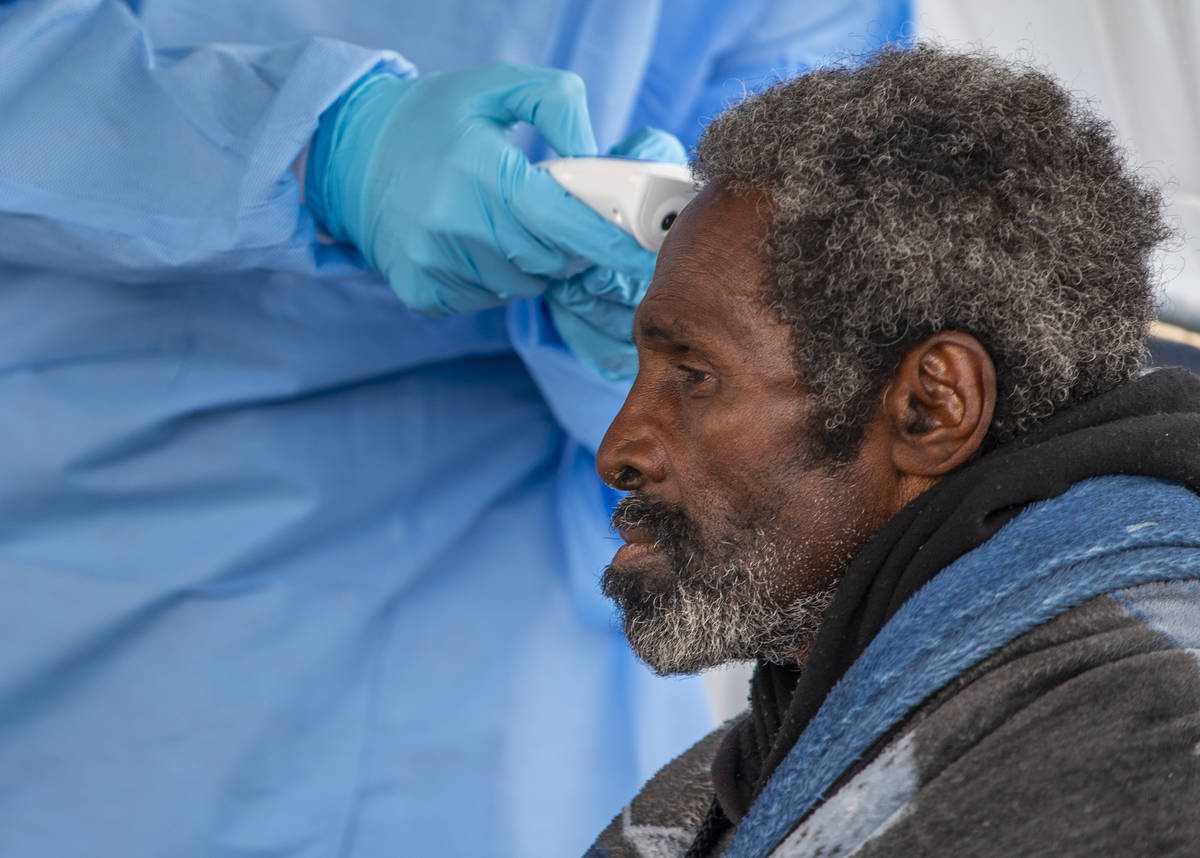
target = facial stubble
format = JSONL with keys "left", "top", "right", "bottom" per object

{"left": 603, "top": 492, "right": 840, "bottom": 676}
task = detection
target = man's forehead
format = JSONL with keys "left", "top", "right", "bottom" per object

{"left": 634, "top": 270, "right": 740, "bottom": 349}
{"left": 660, "top": 188, "right": 766, "bottom": 275}
{"left": 634, "top": 186, "right": 770, "bottom": 343}
{"left": 632, "top": 300, "right": 701, "bottom": 346}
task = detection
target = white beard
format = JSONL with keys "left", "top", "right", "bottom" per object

{"left": 607, "top": 532, "right": 837, "bottom": 676}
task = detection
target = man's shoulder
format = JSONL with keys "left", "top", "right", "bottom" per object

{"left": 587, "top": 718, "right": 735, "bottom": 858}
{"left": 586, "top": 478, "right": 1200, "bottom": 858}
{"left": 780, "top": 586, "right": 1200, "bottom": 857}
{"left": 972, "top": 474, "right": 1200, "bottom": 579}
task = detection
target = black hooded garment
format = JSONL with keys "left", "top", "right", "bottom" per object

{"left": 588, "top": 368, "right": 1200, "bottom": 858}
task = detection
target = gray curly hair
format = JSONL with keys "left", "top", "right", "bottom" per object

{"left": 694, "top": 45, "right": 1169, "bottom": 460}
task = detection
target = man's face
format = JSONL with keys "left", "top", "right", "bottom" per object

{"left": 596, "top": 186, "right": 894, "bottom": 675}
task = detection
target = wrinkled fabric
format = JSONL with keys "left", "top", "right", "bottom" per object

{"left": 589, "top": 476, "right": 1200, "bottom": 858}
{"left": 712, "top": 367, "right": 1200, "bottom": 831}
{"left": 0, "top": 1, "right": 910, "bottom": 856}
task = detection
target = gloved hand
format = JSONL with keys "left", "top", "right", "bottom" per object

{"left": 305, "top": 64, "right": 656, "bottom": 316}
{"left": 546, "top": 127, "right": 689, "bottom": 380}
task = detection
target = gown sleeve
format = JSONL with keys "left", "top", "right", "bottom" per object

{"left": 0, "top": 0, "right": 412, "bottom": 281}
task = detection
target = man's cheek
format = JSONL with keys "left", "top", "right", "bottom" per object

{"left": 692, "top": 475, "right": 768, "bottom": 535}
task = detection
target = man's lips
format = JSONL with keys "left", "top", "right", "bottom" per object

{"left": 616, "top": 525, "right": 653, "bottom": 545}
{"left": 613, "top": 526, "right": 661, "bottom": 566}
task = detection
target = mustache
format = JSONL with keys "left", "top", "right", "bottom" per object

{"left": 611, "top": 492, "right": 696, "bottom": 545}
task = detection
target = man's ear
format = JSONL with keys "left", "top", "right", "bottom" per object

{"left": 883, "top": 332, "right": 997, "bottom": 477}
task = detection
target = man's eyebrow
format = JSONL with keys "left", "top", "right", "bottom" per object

{"left": 635, "top": 318, "right": 696, "bottom": 349}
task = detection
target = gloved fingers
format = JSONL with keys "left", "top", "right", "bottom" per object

{"left": 372, "top": 197, "right": 553, "bottom": 316}
{"left": 556, "top": 294, "right": 639, "bottom": 342}
{"left": 389, "top": 129, "right": 579, "bottom": 286}
{"left": 550, "top": 265, "right": 646, "bottom": 307}
{"left": 387, "top": 250, "right": 551, "bottom": 317}
{"left": 434, "top": 273, "right": 548, "bottom": 315}
{"left": 472, "top": 63, "right": 599, "bottom": 157}
{"left": 546, "top": 270, "right": 646, "bottom": 340}
{"left": 546, "top": 289, "right": 639, "bottom": 381}
{"left": 507, "top": 157, "right": 657, "bottom": 280}
{"left": 608, "top": 127, "right": 688, "bottom": 165}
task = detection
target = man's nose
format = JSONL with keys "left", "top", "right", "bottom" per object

{"left": 596, "top": 392, "right": 667, "bottom": 491}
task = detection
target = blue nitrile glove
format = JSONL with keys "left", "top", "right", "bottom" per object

{"left": 305, "top": 65, "right": 656, "bottom": 316}
{"left": 546, "top": 127, "right": 689, "bottom": 380}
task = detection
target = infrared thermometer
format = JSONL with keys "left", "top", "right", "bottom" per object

{"left": 540, "top": 157, "right": 699, "bottom": 252}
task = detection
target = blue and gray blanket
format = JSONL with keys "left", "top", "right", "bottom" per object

{"left": 589, "top": 474, "right": 1200, "bottom": 857}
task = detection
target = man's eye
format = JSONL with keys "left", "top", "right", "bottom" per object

{"left": 677, "top": 364, "right": 712, "bottom": 385}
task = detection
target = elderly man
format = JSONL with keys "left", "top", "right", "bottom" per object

{"left": 588, "top": 46, "right": 1200, "bottom": 858}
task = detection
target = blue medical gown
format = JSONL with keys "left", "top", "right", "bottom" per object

{"left": 0, "top": 1, "right": 909, "bottom": 856}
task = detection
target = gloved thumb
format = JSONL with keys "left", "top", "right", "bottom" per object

{"left": 608, "top": 127, "right": 688, "bottom": 165}
{"left": 478, "top": 63, "right": 599, "bottom": 157}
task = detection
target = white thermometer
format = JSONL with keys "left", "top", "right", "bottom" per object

{"left": 540, "top": 157, "right": 699, "bottom": 252}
